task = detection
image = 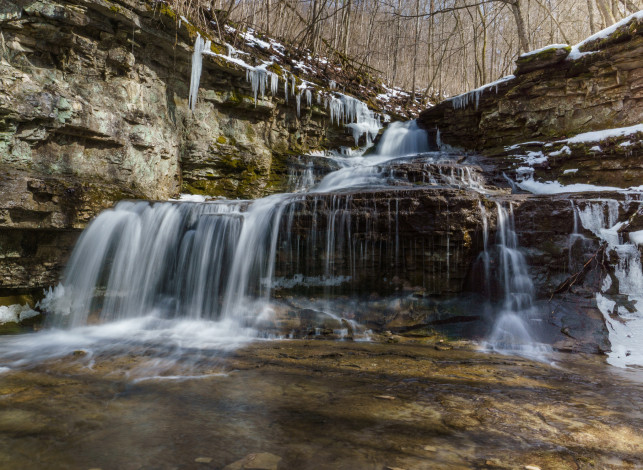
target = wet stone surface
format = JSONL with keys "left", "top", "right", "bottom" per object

{"left": 0, "top": 339, "right": 642, "bottom": 470}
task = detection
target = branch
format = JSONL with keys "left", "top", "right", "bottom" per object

{"left": 549, "top": 244, "right": 606, "bottom": 300}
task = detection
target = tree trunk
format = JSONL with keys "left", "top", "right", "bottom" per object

{"left": 596, "top": 0, "right": 616, "bottom": 26}
{"left": 411, "top": 0, "right": 421, "bottom": 102}
{"left": 509, "top": 0, "right": 530, "bottom": 53}
{"left": 587, "top": 0, "right": 596, "bottom": 35}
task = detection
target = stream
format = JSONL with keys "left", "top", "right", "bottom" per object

{"left": 1, "top": 120, "right": 642, "bottom": 469}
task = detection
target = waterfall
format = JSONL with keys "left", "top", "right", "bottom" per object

{"left": 375, "top": 120, "right": 430, "bottom": 156}
{"left": 482, "top": 202, "right": 550, "bottom": 360}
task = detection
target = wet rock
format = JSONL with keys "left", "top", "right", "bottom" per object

{"left": 223, "top": 452, "right": 282, "bottom": 470}
{"left": 374, "top": 395, "right": 396, "bottom": 400}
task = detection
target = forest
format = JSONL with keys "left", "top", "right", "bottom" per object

{"left": 173, "top": 0, "right": 640, "bottom": 101}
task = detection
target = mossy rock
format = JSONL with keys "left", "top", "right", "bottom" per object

{"left": 515, "top": 45, "right": 571, "bottom": 75}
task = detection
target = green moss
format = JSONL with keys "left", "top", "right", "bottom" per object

{"left": 216, "top": 135, "right": 227, "bottom": 144}
{"left": 517, "top": 45, "right": 571, "bottom": 66}
{"left": 0, "top": 322, "right": 21, "bottom": 335}
{"left": 158, "top": 3, "right": 176, "bottom": 20}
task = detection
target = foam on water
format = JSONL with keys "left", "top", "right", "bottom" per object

{"left": 0, "top": 315, "right": 257, "bottom": 379}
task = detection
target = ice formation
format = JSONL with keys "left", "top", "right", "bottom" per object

{"left": 325, "top": 93, "right": 381, "bottom": 146}
{"left": 188, "top": 33, "right": 211, "bottom": 111}
{"left": 0, "top": 303, "right": 39, "bottom": 324}
{"left": 449, "top": 75, "right": 515, "bottom": 110}
{"left": 573, "top": 198, "right": 643, "bottom": 367}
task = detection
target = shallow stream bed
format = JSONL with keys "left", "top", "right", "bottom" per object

{"left": 1, "top": 340, "right": 642, "bottom": 469}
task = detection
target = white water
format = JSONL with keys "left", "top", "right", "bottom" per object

{"left": 0, "top": 121, "right": 442, "bottom": 377}
{"left": 11, "top": 116, "right": 642, "bottom": 375}
{"left": 375, "top": 120, "right": 431, "bottom": 156}
{"left": 312, "top": 120, "right": 432, "bottom": 193}
{"left": 482, "top": 202, "right": 551, "bottom": 361}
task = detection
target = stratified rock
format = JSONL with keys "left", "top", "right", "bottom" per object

{"left": 0, "top": 0, "right": 364, "bottom": 295}
{"left": 515, "top": 44, "right": 571, "bottom": 75}
{"left": 417, "top": 15, "right": 643, "bottom": 151}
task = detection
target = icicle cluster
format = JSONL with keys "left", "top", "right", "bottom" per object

{"left": 325, "top": 94, "right": 382, "bottom": 146}
{"left": 451, "top": 89, "right": 483, "bottom": 110}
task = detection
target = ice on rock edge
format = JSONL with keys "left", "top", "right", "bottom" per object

{"left": 188, "top": 35, "right": 381, "bottom": 146}
{"left": 0, "top": 304, "right": 39, "bottom": 324}
{"left": 448, "top": 75, "right": 515, "bottom": 110}
{"left": 325, "top": 94, "right": 381, "bottom": 146}
{"left": 573, "top": 199, "right": 643, "bottom": 368}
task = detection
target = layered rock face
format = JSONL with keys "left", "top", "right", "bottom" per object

{"left": 0, "top": 0, "right": 356, "bottom": 295}
{"left": 418, "top": 15, "right": 643, "bottom": 151}
{"left": 417, "top": 15, "right": 643, "bottom": 190}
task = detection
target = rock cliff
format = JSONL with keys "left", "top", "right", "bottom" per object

{"left": 0, "top": 0, "right": 378, "bottom": 296}
{"left": 418, "top": 14, "right": 643, "bottom": 189}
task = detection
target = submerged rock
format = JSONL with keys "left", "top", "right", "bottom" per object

{"left": 223, "top": 452, "right": 282, "bottom": 470}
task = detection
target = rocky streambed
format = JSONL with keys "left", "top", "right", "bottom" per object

{"left": 0, "top": 338, "right": 642, "bottom": 470}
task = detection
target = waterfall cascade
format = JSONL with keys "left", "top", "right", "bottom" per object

{"left": 36, "top": 120, "right": 476, "bottom": 334}
{"left": 481, "top": 202, "right": 551, "bottom": 360}
{"left": 375, "top": 120, "right": 431, "bottom": 156}
{"left": 5, "top": 115, "right": 643, "bottom": 375}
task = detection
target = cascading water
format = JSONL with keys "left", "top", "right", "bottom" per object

{"left": 375, "top": 120, "right": 431, "bottom": 156}
{"left": 0, "top": 116, "right": 560, "bottom": 377}
{"left": 311, "top": 120, "right": 433, "bottom": 193}
{"left": 481, "top": 202, "right": 551, "bottom": 360}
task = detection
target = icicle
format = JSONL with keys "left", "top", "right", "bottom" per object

{"left": 291, "top": 75, "right": 295, "bottom": 97}
{"left": 188, "top": 33, "right": 211, "bottom": 111}
{"left": 284, "top": 75, "right": 289, "bottom": 103}
{"left": 246, "top": 66, "right": 269, "bottom": 105}
{"left": 270, "top": 72, "right": 279, "bottom": 96}
{"left": 329, "top": 80, "right": 336, "bottom": 90}
{"left": 326, "top": 93, "right": 381, "bottom": 146}
{"left": 305, "top": 89, "right": 312, "bottom": 107}
{"left": 296, "top": 92, "right": 302, "bottom": 117}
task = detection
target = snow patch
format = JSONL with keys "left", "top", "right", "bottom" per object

{"left": 630, "top": 231, "right": 643, "bottom": 246}
{"left": 516, "top": 178, "right": 623, "bottom": 195}
{"left": 519, "top": 43, "right": 568, "bottom": 58}
{"left": 548, "top": 145, "right": 571, "bottom": 157}
{"left": 565, "top": 124, "right": 643, "bottom": 144}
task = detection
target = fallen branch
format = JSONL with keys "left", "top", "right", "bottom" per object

{"left": 549, "top": 244, "right": 606, "bottom": 301}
